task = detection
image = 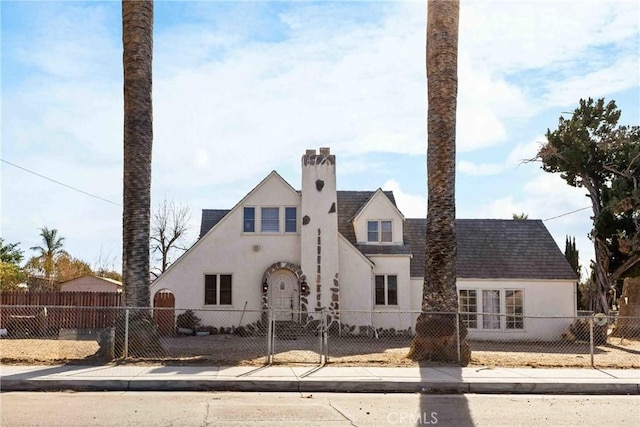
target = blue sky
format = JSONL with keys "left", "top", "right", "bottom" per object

{"left": 2, "top": 0, "right": 639, "bottom": 276}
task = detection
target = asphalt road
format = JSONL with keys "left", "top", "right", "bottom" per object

{"left": 1, "top": 392, "right": 639, "bottom": 426}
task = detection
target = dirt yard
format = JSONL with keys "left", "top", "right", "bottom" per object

{"left": 1, "top": 333, "right": 639, "bottom": 368}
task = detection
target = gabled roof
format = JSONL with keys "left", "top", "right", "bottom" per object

{"left": 336, "top": 190, "right": 397, "bottom": 245}
{"left": 351, "top": 188, "right": 405, "bottom": 225}
{"left": 404, "top": 219, "right": 578, "bottom": 280}
{"left": 197, "top": 185, "right": 576, "bottom": 281}
{"left": 200, "top": 190, "right": 399, "bottom": 243}
{"left": 198, "top": 170, "right": 297, "bottom": 239}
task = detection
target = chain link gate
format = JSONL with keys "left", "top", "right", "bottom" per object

{"left": 267, "top": 308, "right": 328, "bottom": 366}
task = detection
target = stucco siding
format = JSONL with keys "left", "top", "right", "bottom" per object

{"left": 457, "top": 278, "right": 575, "bottom": 341}
{"left": 353, "top": 192, "right": 404, "bottom": 245}
{"left": 368, "top": 255, "right": 413, "bottom": 331}
{"left": 151, "top": 174, "right": 301, "bottom": 316}
{"left": 338, "top": 236, "right": 373, "bottom": 329}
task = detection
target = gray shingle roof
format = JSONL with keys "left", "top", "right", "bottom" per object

{"left": 404, "top": 218, "right": 578, "bottom": 280}
{"left": 199, "top": 194, "right": 576, "bottom": 281}
{"left": 336, "top": 191, "right": 396, "bottom": 245}
{"left": 200, "top": 209, "right": 230, "bottom": 238}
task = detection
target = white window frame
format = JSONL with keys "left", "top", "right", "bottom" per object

{"left": 367, "top": 220, "right": 393, "bottom": 243}
{"left": 260, "top": 207, "right": 280, "bottom": 233}
{"left": 458, "top": 288, "right": 524, "bottom": 331}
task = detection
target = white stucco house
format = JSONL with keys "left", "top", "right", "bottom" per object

{"left": 151, "top": 148, "right": 578, "bottom": 341}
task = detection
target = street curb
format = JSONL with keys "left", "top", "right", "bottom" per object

{"left": 2, "top": 379, "right": 638, "bottom": 395}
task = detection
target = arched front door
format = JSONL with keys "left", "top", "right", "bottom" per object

{"left": 269, "top": 269, "right": 298, "bottom": 321}
{"left": 153, "top": 290, "right": 175, "bottom": 335}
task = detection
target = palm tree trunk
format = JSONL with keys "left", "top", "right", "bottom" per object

{"left": 118, "top": 0, "right": 164, "bottom": 358}
{"left": 122, "top": 0, "right": 153, "bottom": 308}
{"left": 408, "top": 0, "right": 469, "bottom": 365}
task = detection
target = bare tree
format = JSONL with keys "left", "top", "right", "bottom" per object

{"left": 151, "top": 198, "right": 191, "bottom": 277}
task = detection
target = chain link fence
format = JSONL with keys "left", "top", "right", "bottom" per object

{"left": 1, "top": 305, "right": 638, "bottom": 368}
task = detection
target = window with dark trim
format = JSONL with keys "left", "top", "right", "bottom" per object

{"left": 205, "top": 274, "right": 232, "bottom": 305}
{"left": 243, "top": 207, "right": 255, "bottom": 232}
{"left": 375, "top": 275, "right": 398, "bottom": 305}
{"left": 205, "top": 275, "right": 218, "bottom": 305}
{"left": 285, "top": 207, "right": 297, "bottom": 233}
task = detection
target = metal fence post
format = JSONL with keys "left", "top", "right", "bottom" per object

{"left": 124, "top": 308, "right": 130, "bottom": 359}
{"left": 456, "top": 312, "right": 461, "bottom": 364}
{"left": 589, "top": 316, "right": 594, "bottom": 367}
{"left": 266, "top": 308, "right": 273, "bottom": 364}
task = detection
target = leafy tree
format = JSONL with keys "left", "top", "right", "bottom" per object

{"left": 0, "top": 238, "right": 24, "bottom": 264}
{"left": 409, "top": 0, "right": 469, "bottom": 365}
{"left": 512, "top": 213, "right": 529, "bottom": 220}
{"left": 564, "top": 235, "right": 584, "bottom": 310}
{"left": 151, "top": 198, "right": 191, "bottom": 277}
{"left": 55, "top": 255, "right": 94, "bottom": 283}
{"left": 0, "top": 262, "right": 26, "bottom": 290}
{"left": 535, "top": 98, "right": 639, "bottom": 314}
{"left": 28, "top": 227, "right": 68, "bottom": 280}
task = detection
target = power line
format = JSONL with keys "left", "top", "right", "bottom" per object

{"left": 543, "top": 206, "right": 591, "bottom": 221}
{"left": 1, "top": 158, "right": 121, "bottom": 207}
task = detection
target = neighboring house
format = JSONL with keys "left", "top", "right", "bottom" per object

{"left": 59, "top": 275, "right": 122, "bottom": 293}
{"left": 151, "top": 148, "right": 577, "bottom": 341}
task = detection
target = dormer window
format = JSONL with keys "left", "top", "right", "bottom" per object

{"left": 368, "top": 220, "right": 392, "bottom": 243}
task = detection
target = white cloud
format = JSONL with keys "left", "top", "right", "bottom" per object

{"left": 2, "top": 0, "right": 637, "bottom": 270}
{"left": 458, "top": 160, "right": 505, "bottom": 176}
{"left": 382, "top": 180, "right": 426, "bottom": 218}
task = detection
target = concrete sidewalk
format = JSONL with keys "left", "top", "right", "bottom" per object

{"left": 1, "top": 364, "right": 638, "bottom": 394}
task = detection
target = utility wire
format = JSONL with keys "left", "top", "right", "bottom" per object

{"left": 2, "top": 158, "right": 595, "bottom": 220}
{"left": 543, "top": 206, "right": 591, "bottom": 221}
{"left": 1, "top": 158, "right": 121, "bottom": 207}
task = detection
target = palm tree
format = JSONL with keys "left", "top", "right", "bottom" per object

{"left": 408, "top": 0, "right": 469, "bottom": 365}
{"left": 120, "top": 0, "right": 164, "bottom": 357}
{"left": 122, "top": 0, "right": 153, "bottom": 308}
{"left": 29, "top": 227, "right": 68, "bottom": 280}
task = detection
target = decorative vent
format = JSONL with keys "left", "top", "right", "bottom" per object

{"left": 252, "top": 245, "right": 261, "bottom": 252}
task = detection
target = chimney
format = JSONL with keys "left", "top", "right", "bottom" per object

{"left": 300, "top": 147, "right": 339, "bottom": 315}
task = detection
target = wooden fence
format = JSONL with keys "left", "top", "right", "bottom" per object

{"left": 0, "top": 291, "right": 123, "bottom": 334}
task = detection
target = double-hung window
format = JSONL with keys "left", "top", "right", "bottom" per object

{"left": 368, "top": 220, "right": 392, "bottom": 243}
{"left": 205, "top": 274, "right": 232, "bottom": 305}
{"left": 261, "top": 207, "right": 280, "bottom": 233}
{"left": 375, "top": 275, "right": 398, "bottom": 305}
